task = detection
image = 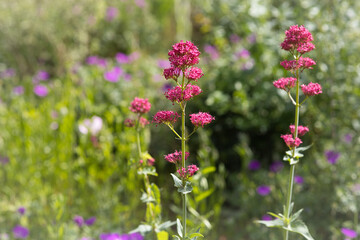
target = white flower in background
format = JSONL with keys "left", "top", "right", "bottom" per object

{"left": 78, "top": 116, "right": 103, "bottom": 135}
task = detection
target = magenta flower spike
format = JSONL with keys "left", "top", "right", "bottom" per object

{"left": 257, "top": 25, "right": 321, "bottom": 240}
{"left": 153, "top": 40, "right": 211, "bottom": 239}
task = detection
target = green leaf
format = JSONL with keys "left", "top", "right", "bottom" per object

{"left": 151, "top": 183, "right": 161, "bottom": 204}
{"left": 284, "top": 219, "right": 314, "bottom": 240}
{"left": 176, "top": 218, "right": 183, "bottom": 238}
{"left": 130, "top": 224, "right": 152, "bottom": 234}
{"left": 157, "top": 221, "right": 176, "bottom": 231}
{"left": 195, "top": 188, "right": 214, "bottom": 202}
{"left": 291, "top": 209, "right": 304, "bottom": 223}
{"left": 283, "top": 155, "right": 299, "bottom": 165}
{"left": 267, "top": 212, "right": 283, "bottom": 220}
{"left": 188, "top": 232, "right": 204, "bottom": 239}
{"left": 178, "top": 181, "right": 193, "bottom": 194}
{"left": 138, "top": 166, "right": 158, "bottom": 176}
{"left": 256, "top": 218, "right": 285, "bottom": 228}
{"left": 140, "top": 192, "right": 155, "bottom": 203}
{"left": 172, "top": 235, "right": 181, "bottom": 240}
{"left": 157, "top": 231, "right": 169, "bottom": 240}
{"left": 171, "top": 173, "right": 183, "bottom": 188}
{"left": 201, "top": 166, "right": 216, "bottom": 175}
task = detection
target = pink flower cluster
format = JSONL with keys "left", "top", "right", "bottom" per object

{"left": 301, "top": 82, "right": 322, "bottom": 96}
{"left": 168, "top": 40, "right": 201, "bottom": 68}
{"left": 273, "top": 77, "right": 297, "bottom": 91}
{"left": 163, "top": 67, "right": 181, "bottom": 80}
{"left": 281, "top": 134, "right": 302, "bottom": 148}
{"left": 129, "top": 97, "right": 151, "bottom": 114}
{"left": 189, "top": 112, "right": 215, "bottom": 127}
{"left": 165, "top": 84, "right": 202, "bottom": 103}
{"left": 185, "top": 67, "right": 204, "bottom": 81}
{"left": 152, "top": 110, "right": 180, "bottom": 125}
{"left": 289, "top": 125, "right": 309, "bottom": 136}
{"left": 177, "top": 164, "right": 199, "bottom": 179}
{"left": 280, "top": 25, "right": 315, "bottom": 54}
{"left": 164, "top": 150, "right": 190, "bottom": 164}
{"left": 280, "top": 57, "right": 316, "bottom": 71}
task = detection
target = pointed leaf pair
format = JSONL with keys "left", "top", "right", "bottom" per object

{"left": 170, "top": 173, "right": 193, "bottom": 194}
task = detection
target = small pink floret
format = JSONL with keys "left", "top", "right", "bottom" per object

{"left": 152, "top": 111, "right": 180, "bottom": 125}
{"left": 280, "top": 57, "right": 316, "bottom": 71}
{"left": 280, "top": 25, "right": 315, "bottom": 54}
{"left": 273, "top": 77, "right": 297, "bottom": 91}
{"left": 168, "top": 40, "right": 201, "bottom": 68}
{"left": 281, "top": 134, "right": 302, "bottom": 148}
{"left": 177, "top": 164, "right": 199, "bottom": 179}
{"left": 164, "top": 150, "right": 189, "bottom": 164}
{"left": 289, "top": 125, "right": 309, "bottom": 136}
{"left": 165, "top": 84, "right": 202, "bottom": 103}
{"left": 301, "top": 82, "right": 322, "bottom": 96}
{"left": 185, "top": 67, "right": 204, "bottom": 81}
{"left": 163, "top": 67, "right": 181, "bottom": 80}
{"left": 129, "top": 97, "right": 151, "bottom": 114}
{"left": 189, "top": 112, "right": 215, "bottom": 127}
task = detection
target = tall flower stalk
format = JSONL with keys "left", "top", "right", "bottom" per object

{"left": 257, "top": 25, "right": 322, "bottom": 240}
{"left": 153, "top": 41, "right": 214, "bottom": 240}
{"left": 126, "top": 97, "right": 172, "bottom": 239}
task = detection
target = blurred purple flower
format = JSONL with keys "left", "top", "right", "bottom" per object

{"left": 106, "top": 7, "right": 118, "bottom": 21}
{"left": 100, "top": 232, "right": 143, "bottom": 240}
{"left": 12, "top": 225, "right": 29, "bottom": 239}
{"left": 13, "top": 86, "right": 24, "bottom": 95}
{"left": 157, "top": 59, "right": 171, "bottom": 69}
{"left": 261, "top": 214, "right": 272, "bottom": 221}
{"left": 85, "top": 217, "right": 96, "bottom": 226}
{"left": 0, "top": 156, "right": 9, "bottom": 165}
{"left": 235, "top": 49, "right": 250, "bottom": 59}
{"left": 86, "top": 56, "right": 99, "bottom": 65}
{"left": 341, "top": 228, "right": 357, "bottom": 239}
{"left": 247, "top": 34, "right": 257, "bottom": 44}
{"left": 351, "top": 183, "right": 360, "bottom": 195}
{"left": 204, "top": 45, "right": 219, "bottom": 60}
{"left": 36, "top": 70, "right": 49, "bottom": 81}
{"left": 325, "top": 150, "right": 340, "bottom": 164}
{"left": 344, "top": 133, "right": 353, "bottom": 143}
{"left": 33, "top": 85, "right": 48, "bottom": 97}
{"left": 73, "top": 215, "right": 84, "bottom": 227}
{"left": 86, "top": 56, "right": 107, "bottom": 68}
{"left": 17, "top": 207, "right": 26, "bottom": 216}
{"left": 248, "top": 160, "right": 261, "bottom": 171}
{"left": 1, "top": 68, "right": 16, "bottom": 79}
{"left": 162, "top": 83, "right": 173, "bottom": 92}
{"left": 269, "top": 161, "right": 283, "bottom": 173}
{"left": 134, "top": 0, "right": 146, "bottom": 8}
{"left": 104, "top": 67, "right": 123, "bottom": 82}
{"left": 80, "top": 238, "right": 92, "bottom": 240}
{"left": 257, "top": 185, "right": 271, "bottom": 196}
{"left": 294, "top": 175, "right": 304, "bottom": 185}
{"left": 116, "top": 53, "right": 130, "bottom": 64}
{"left": 229, "top": 34, "right": 241, "bottom": 43}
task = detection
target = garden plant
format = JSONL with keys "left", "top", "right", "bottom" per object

{"left": 153, "top": 40, "right": 214, "bottom": 240}
{"left": 257, "top": 25, "right": 322, "bottom": 240}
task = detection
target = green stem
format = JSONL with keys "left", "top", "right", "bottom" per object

{"left": 284, "top": 61, "right": 301, "bottom": 240}
{"left": 136, "top": 117, "right": 156, "bottom": 240}
{"left": 181, "top": 103, "right": 187, "bottom": 239}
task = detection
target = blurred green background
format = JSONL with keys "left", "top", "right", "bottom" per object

{"left": 0, "top": 0, "right": 359, "bottom": 239}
